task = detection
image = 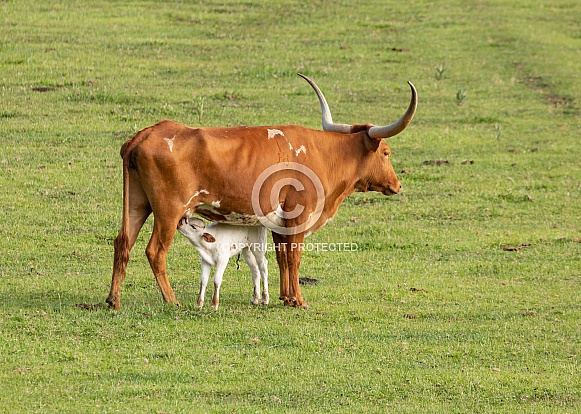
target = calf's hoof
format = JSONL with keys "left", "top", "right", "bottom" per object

{"left": 261, "top": 294, "right": 270, "bottom": 306}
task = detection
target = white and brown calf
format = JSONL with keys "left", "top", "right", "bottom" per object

{"left": 177, "top": 218, "right": 269, "bottom": 310}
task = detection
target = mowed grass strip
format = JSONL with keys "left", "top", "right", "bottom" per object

{"left": 1, "top": 0, "right": 579, "bottom": 412}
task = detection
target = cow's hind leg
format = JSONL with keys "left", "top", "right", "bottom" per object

{"left": 107, "top": 172, "right": 151, "bottom": 309}
{"left": 145, "top": 214, "right": 182, "bottom": 306}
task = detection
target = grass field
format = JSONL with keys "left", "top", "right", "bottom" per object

{"left": 1, "top": 0, "right": 580, "bottom": 412}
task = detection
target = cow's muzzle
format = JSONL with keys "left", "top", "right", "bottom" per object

{"left": 384, "top": 182, "right": 402, "bottom": 195}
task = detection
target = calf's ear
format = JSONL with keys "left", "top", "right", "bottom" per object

{"left": 202, "top": 233, "right": 216, "bottom": 243}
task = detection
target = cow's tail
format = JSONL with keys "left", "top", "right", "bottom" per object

{"left": 115, "top": 154, "right": 131, "bottom": 275}
{"left": 118, "top": 139, "right": 136, "bottom": 268}
{"left": 106, "top": 151, "right": 130, "bottom": 308}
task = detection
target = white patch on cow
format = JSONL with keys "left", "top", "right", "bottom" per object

{"left": 274, "top": 203, "right": 285, "bottom": 217}
{"left": 288, "top": 142, "right": 293, "bottom": 151}
{"left": 184, "top": 189, "right": 210, "bottom": 207}
{"left": 295, "top": 145, "right": 306, "bottom": 156}
{"left": 184, "top": 196, "right": 196, "bottom": 208}
{"left": 267, "top": 129, "right": 284, "bottom": 139}
{"left": 163, "top": 136, "right": 176, "bottom": 152}
{"left": 211, "top": 200, "right": 221, "bottom": 208}
{"left": 324, "top": 218, "right": 333, "bottom": 226}
{"left": 265, "top": 210, "right": 285, "bottom": 227}
{"left": 224, "top": 212, "right": 261, "bottom": 225}
{"left": 258, "top": 204, "right": 286, "bottom": 227}
{"left": 197, "top": 204, "right": 218, "bottom": 214}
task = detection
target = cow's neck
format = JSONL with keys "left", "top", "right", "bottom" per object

{"left": 317, "top": 131, "right": 372, "bottom": 223}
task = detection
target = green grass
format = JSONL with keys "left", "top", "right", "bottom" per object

{"left": 1, "top": 0, "right": 580, "bottom": 412}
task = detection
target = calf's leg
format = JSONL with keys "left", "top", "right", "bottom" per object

{"left": 242, "top": 249, "right": 261, "bottom": 305}
{"left": 197, "top": 260, "right": 211, "bottom": 308}
{"left": 253, "top": 250, "right": 269, "bottom": 305}
{"left": 211, "top": 260, "right": 228, "bottom": 311}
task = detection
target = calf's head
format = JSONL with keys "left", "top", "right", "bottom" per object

{"left": 177, "top": 218, "right": 216, "bottom": 243}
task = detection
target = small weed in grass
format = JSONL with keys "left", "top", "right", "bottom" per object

{"left": 456, "top": 87, "right": 467, "bottom": 105}
{"left": 435, "top": 64, "right": 446, "bottom": 80}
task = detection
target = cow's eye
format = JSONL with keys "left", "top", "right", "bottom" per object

{"left": 384, "top": 151, "right": 390, "bottom": 157}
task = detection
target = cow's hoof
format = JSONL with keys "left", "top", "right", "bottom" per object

{"left": 166, "top": 298, "right": 181, "bottom": 307}
{"left": 106, "top": 297, "right": 120, "bottom": 310}
{"left": 283, "top": 297, "right": 308, "bottom": 309}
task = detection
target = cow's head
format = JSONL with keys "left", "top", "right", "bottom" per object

{"left": 353, "top": 124, "right": 402, "bottom": 195}
{"left": 299, "top": 74, "right": 417, "bottom": 196}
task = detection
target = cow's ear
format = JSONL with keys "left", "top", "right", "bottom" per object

{"left": 364, "top": 135, "right": 381, "bottom": 151}
{"left": 202, "top": 233, "right": 216, "bottom": 243}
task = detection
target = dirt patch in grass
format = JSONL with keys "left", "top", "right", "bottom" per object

{"left": 422, "top": 160, "right": 451, "bottom": 166}
{"left": 516, "top": 62, "right": 578, "bottom": 115}
{"left": 299, "top": 277, "right": 319, "bottom": 285}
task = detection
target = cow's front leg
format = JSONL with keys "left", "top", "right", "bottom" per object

{"left": 272, "top": 232, "right": 289, "bottom": 303}
{"left": 285, "top": 233, "right": 307, "bottom": 308}
{"left": 273, "top": 232, "right": 306, "bottom": 308}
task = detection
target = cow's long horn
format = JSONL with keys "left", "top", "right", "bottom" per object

{"left": 368, "top": 82, "right": 417, "bottom": 139}
{"left": 298, "top": 73, "right": 353, "bottom": 134}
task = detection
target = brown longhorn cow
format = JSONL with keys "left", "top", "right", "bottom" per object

{"left": 107, "top": 74, "right": 417, "bottom": 309}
